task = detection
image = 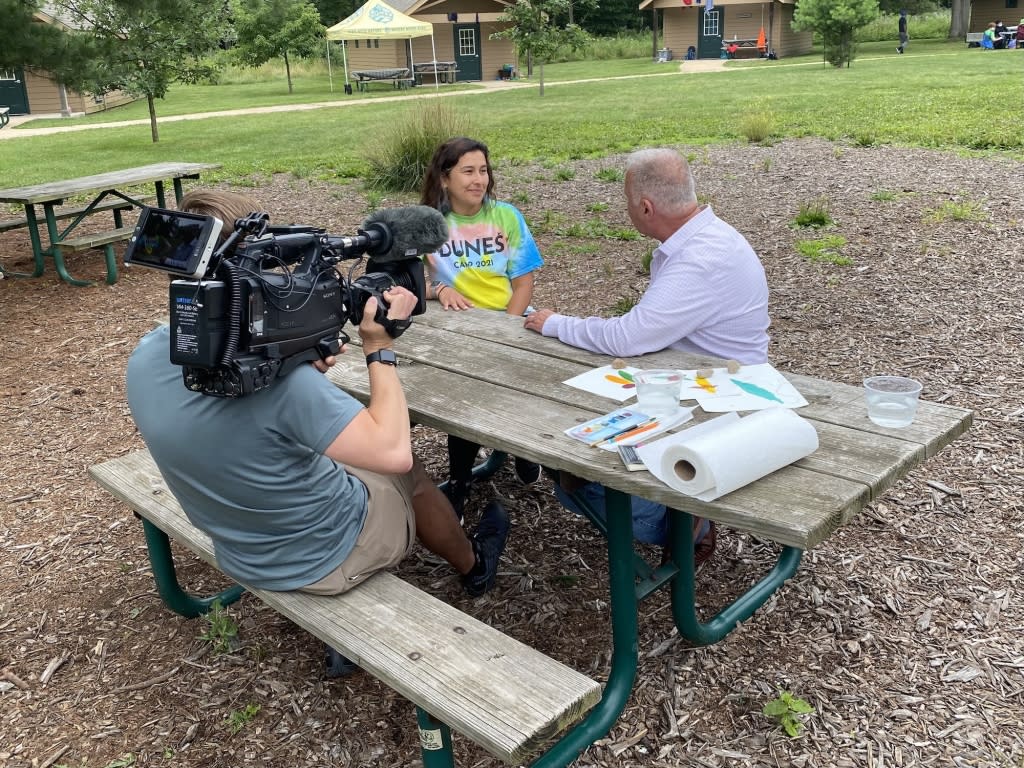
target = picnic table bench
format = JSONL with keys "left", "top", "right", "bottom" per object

{"left": 0, "top": 196, "right": 150, "bottom": 234}
{"left": 351, "top": 68, "right": 414, "bottom": 92}
{"left": 0, "top": 107, "right": 10, "bottom": 129}
{"left": 89, "top": 450, "right": 602, "bottom": 766}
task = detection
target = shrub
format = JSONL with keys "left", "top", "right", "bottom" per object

{"left": 741, "top": 111, "right": 775, "bottom": 145}
{"left": 365, "top": 102, "right": 472, "bottom": 193}
{"left": 793, "top": 196, "right": 833, "bottom": 228}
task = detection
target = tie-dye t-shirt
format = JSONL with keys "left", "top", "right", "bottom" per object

{"left": 424, "top": 201, "right": 543, "bottom": 311}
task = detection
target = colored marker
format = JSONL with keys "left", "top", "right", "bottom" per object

{"left": 593, "top": 419, "right": 658, "bottom": 447}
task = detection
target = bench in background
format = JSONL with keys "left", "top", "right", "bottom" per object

{"left": 0, "top": 196, "right": 149, "bottom": 234}
{"left": 0, "top": 107, "right": 9, "bottom": 129}
{"left": 89, "top": 449, "right": 602, "bottom": 766}
{"left": 966, "top": 32, "right": 983, "bottom": 46}
{"left": 58, "top": 226, "right": 134, "bottom": 285}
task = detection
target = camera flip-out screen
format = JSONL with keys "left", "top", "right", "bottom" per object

{"left": 125, "top": 207, "right": 223, "bottom": 279}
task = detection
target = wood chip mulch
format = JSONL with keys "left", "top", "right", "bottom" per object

{"left": 1, "top": 138, "right": 1022, "bottom": 768}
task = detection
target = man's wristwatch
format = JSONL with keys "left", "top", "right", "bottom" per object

{"left": 365, "top": 349, "right": 398, "bottom": 367}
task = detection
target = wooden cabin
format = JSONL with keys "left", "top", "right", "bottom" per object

{"left": 337, "top": 0, "right": 518, "bottom": 83}
{"left": 0, "top": 5, "right": 135, "bottom": 116}
{"left": 640, "top": 0, "right": 812, "bottom": 61}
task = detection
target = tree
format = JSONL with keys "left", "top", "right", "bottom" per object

{"left": 53, "top": 0, "right": 228, "bottom": 142}
{"left": 311, "top": 0, "right": 357, "bottom": 26}
{"left": 0, "top": 0, "right": 99, "bottom": 90}
{"left": 574, "top": 0, "right": 647, "bottom": 37}
{"left": 792, "top": 0, "right": 879, "bottom": 68}
{"left": 493, "top": 0, "right": 593, "bottom": 96}
{"left": 231, "top": 0, "right": 326, "bottom": 94}
{"left": 948, "top": 0, "right": 969, "bottom": 40}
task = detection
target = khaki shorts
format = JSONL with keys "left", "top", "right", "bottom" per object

{"left": 299, "top": 465, "right": 417, "bottom": 596}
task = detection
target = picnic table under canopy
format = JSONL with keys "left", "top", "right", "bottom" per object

{"left": 326, "top": 0, "right": 439, "bottom": 92}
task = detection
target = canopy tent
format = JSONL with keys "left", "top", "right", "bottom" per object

{"left": 326, "top": 0, "right": 438, "bottom": 93}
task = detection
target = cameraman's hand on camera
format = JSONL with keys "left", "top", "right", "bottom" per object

{"left": 311, "top": 354, "right": 338, "bottom": 374}
{"left": 359, "top": 287, "right": 417, "bottom": 353}
{"left": 436, "top": 284, "right": 473, "bottom": 311}
{"left": 326, "top": 287, "right": 414, "bottom": 476}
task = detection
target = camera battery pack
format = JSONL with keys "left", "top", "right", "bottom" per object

{"left": 169, "top": 280, "right": 230, "bottom": 368}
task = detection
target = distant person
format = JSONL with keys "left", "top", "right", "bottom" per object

{"left": 725, "top": 42, "right": 739, "bottom": 58}
{"left": 1016, "top": 18, "right": 1024, "bottom": 47}
{"left": 994, "top": 19, "right": 1008, "bottom": 48}
{"left": 982, "top": 22, "right": 999, "bottom": 49}
{"left": 897, "top": 10, "right": 909, "bottom": 54}
{"left": 420, "top": 137, "right": 545, "bottom": 517}
{"left": 524, "top": 147, "right": 771, "bottom": 562}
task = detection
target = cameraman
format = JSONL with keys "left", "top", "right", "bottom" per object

{"left": 126, "top": 190, "right": 509, "bottom": 605}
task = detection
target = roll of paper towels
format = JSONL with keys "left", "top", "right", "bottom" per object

{"left": 635, "top": 408, "right": 818, "bottom": 501}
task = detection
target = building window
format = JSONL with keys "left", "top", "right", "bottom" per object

{"left": 459, "top": 28, "right": 476, "bottom": 57}
{"left": 1007, "top": 0, "right": 1018, "bottom": 8}
{"left": 703, "top": 10, "right": 720, "bottom": 37}
{"left": 0, "top": 70, "right": 17, "bottom": 81}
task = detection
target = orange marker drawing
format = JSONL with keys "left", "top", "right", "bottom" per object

{"left": 604, "top": 374, "right": 636, "bottom": 388}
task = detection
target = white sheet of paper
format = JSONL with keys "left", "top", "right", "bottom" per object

{"left": 563, "top": 365, "right": 643, "bottom": 402}
{"left": 679, "top": 363, "right": 808, "bottom": 411}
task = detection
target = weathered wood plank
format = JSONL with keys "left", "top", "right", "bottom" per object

{"left": 365, "top": 322, "right": 947, "bottom": 503}
{"left": 0, "top": 196, "right": 149, "bottom": 233}
{"left": 89, "top": 450, "right": 602, "bottom": 765}
{"left": 59, "top": 226, "right": 134, "bottom": 251}
{"left": 0, "top": 162, "right": 220, "bottom": 204}
{"left": 326, "top": 354, "right": 868, "bottom": 549}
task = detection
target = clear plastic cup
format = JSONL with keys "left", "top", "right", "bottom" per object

{"left": 863, "top": 376, "right": 923, "bottom": 428}
{"left": 634, "top": 369, "right": 683, "bottom": 417}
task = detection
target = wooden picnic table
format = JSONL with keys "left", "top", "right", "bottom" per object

{"left": 325, "top": 307, "right": 972, "bottom": 766}
{"left": 0, "top": 161, "right": 220, "bottom": 286}
{"left": 351, "top": 68, "right": 413, "bottom": 92}
{"left": 413, "top": 61, "right": 458, "bottom": 85}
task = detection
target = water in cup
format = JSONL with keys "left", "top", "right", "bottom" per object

{"left": 863, "top": 376, "right": 922, "bottom": 428}
{"left": 634, "top": 369, "right": 683, "bottom": 417}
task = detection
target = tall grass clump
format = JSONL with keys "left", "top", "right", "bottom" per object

{"left": 793, "top": 196, "right": 833, "bottom": 228}
{"left": 365, "top": 102, "right": 472, "bottom": 193}
{"left": 740, "top": 110, "right": 775, "bottom": 144}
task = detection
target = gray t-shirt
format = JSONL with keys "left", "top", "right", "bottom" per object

{"left": 126, "top": 326, "right": 368, "bottom": 590}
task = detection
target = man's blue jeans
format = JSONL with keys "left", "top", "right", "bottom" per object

{"left": 553, "top": 481, "right": 669, "bottom": 546}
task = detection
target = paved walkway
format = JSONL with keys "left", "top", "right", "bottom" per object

{"left": 0, "top": 60, "right": 727, "bottom": 141}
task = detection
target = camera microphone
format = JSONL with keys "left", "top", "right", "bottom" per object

{"left": 360, "top": 205, "right": 449, "bottom": 262}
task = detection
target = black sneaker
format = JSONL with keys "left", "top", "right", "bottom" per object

{"left": 324, "top": 644, "right": 358, "bottom": 678}
{"left": 514, "top": 457, "right": 542, "bottom": 486}
{"left": 443, "top": 478, "right": 472, "bottom": 524}
{"left": 461, "top": 500, "right": 510, "bottom": 597}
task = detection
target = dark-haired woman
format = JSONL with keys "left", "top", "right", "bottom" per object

{"left": 420, "top": 137, "right": 544, "bottom": 517}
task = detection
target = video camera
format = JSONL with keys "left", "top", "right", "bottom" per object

{"left": 125, "top": 204, "right": 448, "bottom": 398}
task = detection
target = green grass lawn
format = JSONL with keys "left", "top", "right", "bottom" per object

{"left": 1, "top": 39, "right": 1019, "bottom": 193}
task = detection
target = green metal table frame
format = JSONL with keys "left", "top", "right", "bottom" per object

{"left": 134, "top": 451, "right": 802, "bottom": 767}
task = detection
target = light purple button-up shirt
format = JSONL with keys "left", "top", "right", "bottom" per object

{"left": 542, "top": 205, "right": 770, "bottom": 364}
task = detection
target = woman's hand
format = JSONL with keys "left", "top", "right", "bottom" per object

{"left": 436, "top": 284, "right": 474, "bottom": 311}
